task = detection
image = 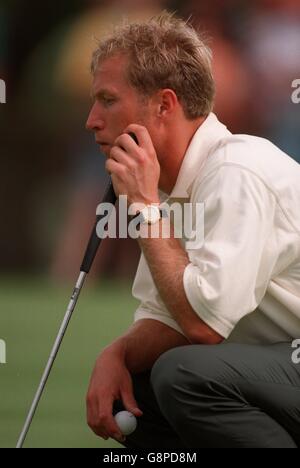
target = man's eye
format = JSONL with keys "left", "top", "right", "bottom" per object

{"left": 102, "top": 98, "right": 116, "bottom": 106}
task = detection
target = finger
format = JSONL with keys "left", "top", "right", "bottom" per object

{"left": 120, "top": 384, "right": 143, "bottom": 418}
{"left": 86, "top": 393, "right": 110, "bottom": 440}
{"left": 105, "top": 158, "right": 125, "bottom": 177}
{"left": 124, "top": 124, "right": 154, "bottom": 151}
{"left": 87, "top": 391, "right": 125, "bottom": 442}
{"left": 96, "top": 397, "right": 126, "bottom": 442}
{"left": 114, "top": 133, "right": 139, "bottom": 155}
{"left": 110, "top": 145, "right": 136, "bottom": 170}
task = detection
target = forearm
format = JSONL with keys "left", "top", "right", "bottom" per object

{"left": 137, "top": 219, "right": 223, "bottom": 344}
{"left": 103, "top": 319, "right": 189, "bottom": 374}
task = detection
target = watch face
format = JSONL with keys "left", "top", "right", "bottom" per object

{"left": 142, "top": 205, "right": 161, "bottom": 224}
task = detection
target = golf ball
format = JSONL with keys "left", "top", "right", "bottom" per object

{"left": 114, "top": 411, "right": 137, "bottom": 436}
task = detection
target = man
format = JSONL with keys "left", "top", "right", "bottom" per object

{"left": 85, "top": 12, "right": 300, "bottom": 448}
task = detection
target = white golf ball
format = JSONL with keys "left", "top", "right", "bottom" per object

{"left": 114, "top": 411, "right": 137, "bottom": 436}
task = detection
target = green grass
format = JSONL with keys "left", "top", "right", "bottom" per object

{"left": 0, "top": 276, "right": 139, "bottom": 448}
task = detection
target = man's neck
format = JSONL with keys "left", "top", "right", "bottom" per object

{"left": 158, "top": 116, "right": 207, "bottom": 195}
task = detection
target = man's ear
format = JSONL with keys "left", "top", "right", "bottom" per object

{"left": 156, "top": 89, "right": 178, "bottom": 117}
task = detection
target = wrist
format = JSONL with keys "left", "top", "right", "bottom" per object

{"left": 129, "top": 194, "right": 160, "bottom": 210}
{"left": 129, "top": 200, "right": 167, "bottom": 227}
{"left": 101, "top": 337, "right": 127, "bottom": 362}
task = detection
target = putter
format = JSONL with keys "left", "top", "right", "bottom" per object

{"left": 16, "top": 132, "right": 138, "bottom": 448}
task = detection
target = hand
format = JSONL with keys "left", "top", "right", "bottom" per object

{"left": 86, "top": 348, "right": 143, "bottom": 443}
{"left": 105, "top": 124, "right": 160, "bottom": 206}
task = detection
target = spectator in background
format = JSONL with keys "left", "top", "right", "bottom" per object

{"left": 178, "top": 0, "right": 300, "bottom": 158}
{"left": 175, "top": 0, "right": 256, "bottom": 134}
{"left": 240, "top": 0, "right": 300, "bottom": 160}
{"left": 0, "top": 0, "right": 86, "bottom": 273}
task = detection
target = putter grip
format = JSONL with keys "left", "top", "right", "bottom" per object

{"left": 80, "top": 132, "right": 138, "bottom": 273}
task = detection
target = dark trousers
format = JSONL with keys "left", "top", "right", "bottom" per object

{"left": 113, "top": 342, "right": 300, "bottom": 448}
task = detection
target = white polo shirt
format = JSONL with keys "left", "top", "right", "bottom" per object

{"left": 132, "top": 113, "right": 300, "bottom": 344}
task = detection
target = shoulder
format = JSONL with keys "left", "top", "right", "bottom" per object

{"left": 204, "top": 133, "right": 287, "bottom": 173}
{"left": 192, "top": 133, "right": 300, "bottom": 198}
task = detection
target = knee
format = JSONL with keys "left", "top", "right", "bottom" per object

{"left": 151, "top": 347, "right": 179, "bottom": 391}
{"left": 150, "top": 346, "right": 193, "bottom": 408}
{"left": 150, "top": 344, "right": 229, "bottom": 408}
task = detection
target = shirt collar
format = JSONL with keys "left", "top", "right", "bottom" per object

{"left": 164, "top": 113, "right": 231, "bottom": 200}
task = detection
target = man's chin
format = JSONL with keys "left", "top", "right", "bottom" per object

{"left": 100, "top": 144, "right": 110, "bottom": 156}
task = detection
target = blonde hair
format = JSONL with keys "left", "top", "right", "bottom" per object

{"left": 91, "top": 12, "right": 215, "bottom": 118}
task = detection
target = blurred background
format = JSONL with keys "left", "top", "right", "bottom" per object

{"left": 0, "top": 0, "right": 299, "bottom": 448}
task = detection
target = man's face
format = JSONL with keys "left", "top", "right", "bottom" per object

{"left": 86, "top": 54, "right": 152, "bottom": 156}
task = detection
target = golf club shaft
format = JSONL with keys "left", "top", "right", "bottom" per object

{"left": 16, "top": 271, "right": 87, "bottom": 448}
{"left": 16, "top": 181, "right": 116, "bottom": 448}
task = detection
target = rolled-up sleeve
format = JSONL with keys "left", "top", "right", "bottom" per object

{"left": 134, "top": 306, "right": 186, "bottom": 336}
{"left": 183, "top": 164, "right": 277, "bottom": 338}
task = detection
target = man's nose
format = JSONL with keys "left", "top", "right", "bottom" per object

{"left": 86, "top": 103, "right": 105, "bottom": 132}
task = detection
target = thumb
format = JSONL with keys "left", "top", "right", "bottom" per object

{"left": 120, "top": 386, "right": 143, "bottom": 417}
